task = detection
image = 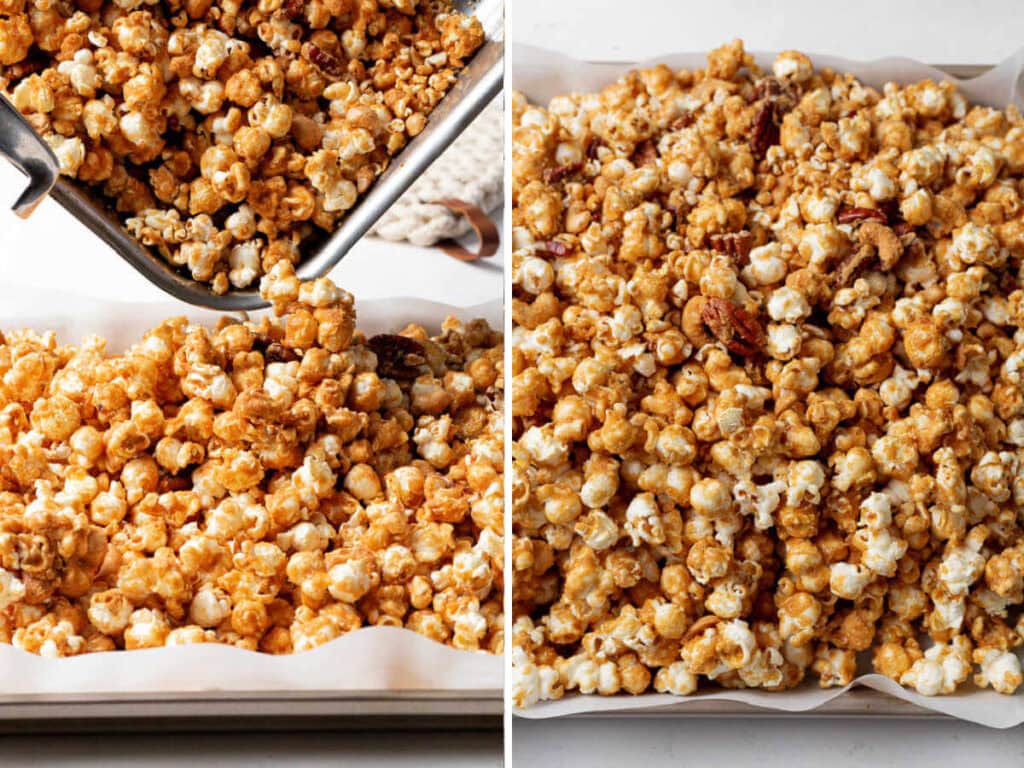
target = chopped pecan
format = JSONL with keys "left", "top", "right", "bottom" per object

{"left": 857, "top": 221, "right": 903, "bottom": 269}
{"left": 159, "top": 475, "right": 193, "bottom": 492}
{"left": 833, "top": 221, "right": 905, "bottom": 288}
{"left": 683, "top": 614, "right": 722, "bottom": 641}
{"left": 832, "top": 244, "right": 877, "bottom": 288}
{"left": 837, "top": 207, "right": 888, "bottom": 225}
{"left": 263, "top": 342, "right": 300, "bottom": 363}
{"left": 305, "top": 43, "right": 342, "bottom": 78}
{"left": 892, "top": 222, "right": 915, "bottom": 237}
{"left": 538, "top": 240, "right": 569, "bottom": 257}
{"left": 282, "top": 0, "right": 304, "bottom": 18}
{"left": 749, "top": 103, "right": 779, "bottom": 159}
{"left": 369, "top": 334, "right": 427, "bottom": 379}
{"left": 748, "top": 77, "right": 798, "bottom": 159}
{"left": 709, "top": 230, "right": 753, "bottom": 267}
{"left": 670, "top": 112, "right": 695, "bottom": 130}
{"left": 701, "top": 298, "right": 764, "bottom": 357}
{"left": 543, "top": 162, "right": 582, "bottom": 184}
{"left": 631, "top": 139, "right": 658, "bottom": 167}
{"left": 749, "top": 76, "right": 799, "bottom": 108}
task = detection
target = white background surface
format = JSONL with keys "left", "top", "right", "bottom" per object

{"left": 509, "top": 0, "right": 1024, "bottom": 765}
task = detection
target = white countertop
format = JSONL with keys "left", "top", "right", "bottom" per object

{"left": 509, "top": 0, "right": 1024, "bottom": 764}
{"left": 510, "top": 0, "right": 1024, "bottom": 65}
{"left": 0, "top": 730, "right": 502, "bottom": 767}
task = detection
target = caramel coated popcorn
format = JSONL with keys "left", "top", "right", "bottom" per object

{"left": 511, "top": 40, "right": 1024, "bottom": 707}
{"left": 0, "top": 0, "right": 484, "bottom": 293}
{"left": 0, "top": 264, "right": 503, "bottom": 656}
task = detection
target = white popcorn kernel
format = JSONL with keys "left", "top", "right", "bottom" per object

{"left": 829, "top": 562, "right": 872, "bottom": 600}
{"left": 766, "top": 323, "right": 801, "bottom": 360}
{"left": 859, "top": 492, "right": 892, "bottom": 529}
{"left": 228, "top": 241, "right": 262, "bottom": 288}
{"left": 0, "top": 568, "right": 26, "bottom": 609}
{"left": 899, "top": 636, "right": 971, "bottom": 696}
{"left": 624, "top": 492, "right": 664, "bottom": 546}
{"left": 45, "top": 135, "right": 86, "bottom": 176}
{"left": 938, "top": 543, "right": 986, "bottom": 597}
{"left": 950, "top": 222, "right": 1000, "bottom": 267}
{"left": 772, "top": 50, "right": 813, "bottom": 82}
{"left": 974, "top": 649, "right": 1023, "bottom": 695}
{"left": 767, "top": 287, "right": 811, "bottom": 323}
{"left": 654, "top": 661, "right": 698, "bottom": 695}
{"left": 520, "top": 425, "right": 569, "bottom": 467}
{"left": 328, "top": 559, "right": 374, "bottom": 603}
{"left": 744, "top": 242, "right": 787, "bottom": 285}
{"left": 785, "top": 460, "right": 826, "bottom": 506}
{"left": 189, "top": 587, "right": 231, "bottom": 628}
{"left": 856, "top": 527, "right": 907, "bottom": 577}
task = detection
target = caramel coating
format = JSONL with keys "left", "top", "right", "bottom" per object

{"left": 512, "top": 41, "right": 1024, "bottom": 707}
{"left": 0, "top": 264, "right": 503, "bottom": 655}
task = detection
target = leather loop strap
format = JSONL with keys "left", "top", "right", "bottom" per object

{"left": 431, "top": 198, "right": 499, "bottom": 262}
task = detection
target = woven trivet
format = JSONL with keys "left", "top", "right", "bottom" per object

{"left": 370, "top": 97, "right": 502, "bottom": 252}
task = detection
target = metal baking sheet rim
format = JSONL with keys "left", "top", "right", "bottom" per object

{"left": 0, "top": 689, "right": 503, "bottom": 721}
{"left": 508, "top": 61, "right": 996, "bottom": 724}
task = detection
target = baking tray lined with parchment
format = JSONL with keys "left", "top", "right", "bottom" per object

{"left": 510, "top": 44, "right": 1024, "bottom": 729}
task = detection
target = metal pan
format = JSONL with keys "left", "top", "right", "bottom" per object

{"left": 1, "top": 0, "right": 502, "bottom": 311}
{"left": 0, "top": 689, "right": 503, "bottom": 732}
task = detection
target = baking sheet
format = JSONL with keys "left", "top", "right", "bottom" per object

{"left": 509, "top": 42, "right": 1024, "bottom": 728}
{"left": 31, "top": 0, "right": 503, "bottom": 311}
{"left": 0, "top": 290, "right": 503, "bottom": 709}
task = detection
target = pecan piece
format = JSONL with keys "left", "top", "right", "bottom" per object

{"left": 631, "top": 139, "right": 658, "bottom": 167}
{"left": 749, "top": 102, "right": 779, "bottom": 159}
{"left": 832, "top": 221, "right": 905, "bottom": 288}
{"left": 683, "top": 615, "right": 722, "bottom": 641}
{"left": 748, "top": 77, "right": 798, "bottom": 159}
{"left": 543, "top": 162, "right": 582, "bottom": 184}
{"left": 305, "top": 43, "right": 342, "bottom": 78}
{"left": 837, "top": 207, "right": 887, "bottom": 225}
{"left": 159, "top": 475, "right": 194, "bottom": 492}
{"left": 701, "top": 298, "right": 764, "bottom": 357}
{"left": 282, "top": 0, "right": 304, "bottom": 18}
{"left": 538, "top": 240, "right": 569, "bottom": 257}
{"left": 670, "top": 111, "right": 695, "bottom": 130}
{"left": 857, "top": 221, "right": 903, "bottom": 269}
{"left": 709, "top": 230, "right": 753, "bottom": 267}
{"left": 832, "top": 244, "right": 877, "bottom": 289}
{"left": 264, "top": 342, "right": 300, "bottom": 364}
{"left": 369, "top": 335, "right": 426, "bottom": 379}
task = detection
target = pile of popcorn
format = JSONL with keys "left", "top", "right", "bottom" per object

{"left": 0, "top": 263, "right": 503, "bottom": 656}
{"left": 511, "top": 40, "right": 1024, "bottom": 706}
{"left": 0, "top": 0, "right": 484, "bottom": 293}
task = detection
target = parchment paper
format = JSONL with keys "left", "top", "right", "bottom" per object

{"left": 509, "top": 42, "right": 1024, "bottom": 727}
{"left": 0, "top": 288, "right": 503, "bottom": 695}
